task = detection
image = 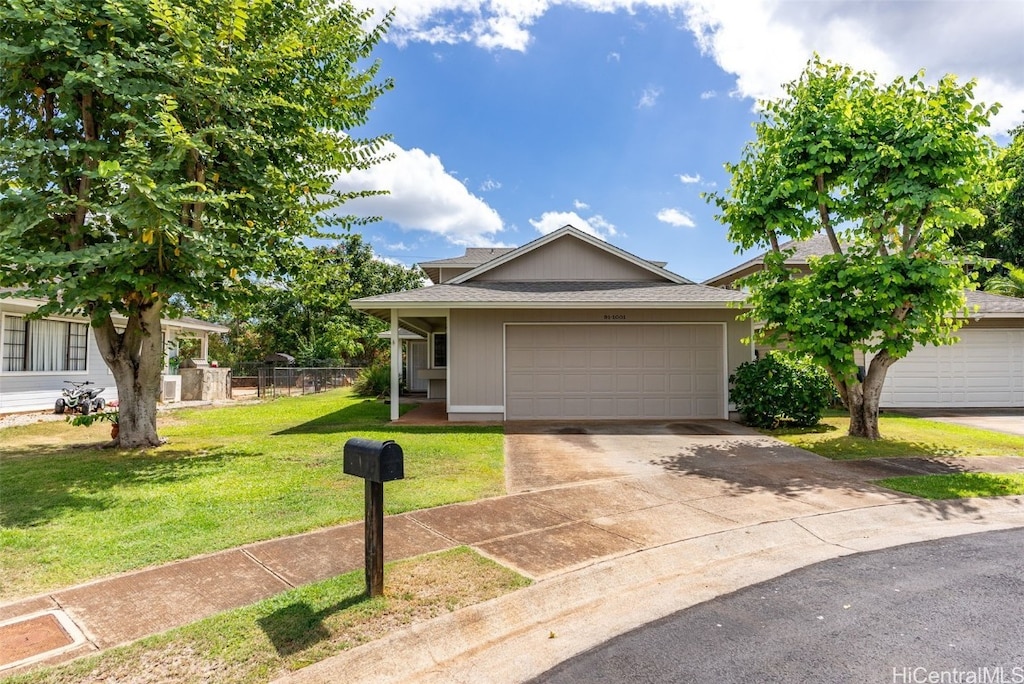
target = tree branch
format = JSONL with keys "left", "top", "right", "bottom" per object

{"left": 903, "top": 203, "right": 932, "bottom": 253}
{"left": 73, "top": 91, "right": 97, "bottom": 250}
{"left": 815, "top": 173, "right": 842, "bottom": 254}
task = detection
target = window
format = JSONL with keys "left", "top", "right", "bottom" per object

{"left": 432, "top": 333, "right": 447, "bottom": 368}
{"left": 2, "top": 315, "right": 89, "bottom": 372}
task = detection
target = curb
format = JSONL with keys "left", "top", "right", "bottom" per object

{"left": 276, "top": 497, "right": 1024, "bottom": 684}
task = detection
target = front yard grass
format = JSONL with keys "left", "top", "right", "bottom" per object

{"left": 0, "top": 390, "right": 505, "bottom": 602}
{"left": 875, "top": 473, "right": 1024, "bottom": 500}
{"left": 769, "top": 411, "right": 1024, "bottom": 460}
{"left": 6, "top": 547, "right": 530, "bottom": 684}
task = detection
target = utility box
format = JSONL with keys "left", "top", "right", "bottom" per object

{"left": 343, "top": 438, "right": 404, "bottom": 483}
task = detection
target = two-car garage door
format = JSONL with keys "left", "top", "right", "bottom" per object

{"left": 879, "top": 328, "right": 1024, "bottom": 408}
{"left": 505, "top": 324, "right": 725, "bottom": 420}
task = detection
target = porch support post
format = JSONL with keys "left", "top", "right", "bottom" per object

{"left": 390, "top": 309, "right": 400, "bottom": 421}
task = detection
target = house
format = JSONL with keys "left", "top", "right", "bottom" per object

{"left": 0, "top": 291, "right": 229, "bottom": 413}
{"left": 704, "top": 236, "right": 1024, "bottom": 409}
{"left": 352, "top": 225, "right": 751, "bottom": 422}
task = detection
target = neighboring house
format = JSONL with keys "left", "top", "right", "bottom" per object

{"left": 352, "top": 225, "right": 751, "bottom": 422}
{"left": 0, "top": 292, "right": 229, "bottom": 413}
{"left": 704, "top": 235, "right": 1024, "bottom": 409}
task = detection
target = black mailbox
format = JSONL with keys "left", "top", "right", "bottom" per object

{"left": 344, "top": 438, "right": 404, "bottom": 483}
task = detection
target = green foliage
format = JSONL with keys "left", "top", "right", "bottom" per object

{"left": 0, "top": 0, "right": 394, "bottom": 442}
{"left": 68, "top": 410, "right": 118, "bottom": 427}
{"left": 237, "top": 235, "right": 423, "bottom": 364}
{"left": 730, "top": 352, "right": 837, "bottom": 428}
{"left": 983, "top": 265, "right": 1024, "bottom": 298}
{"left": 352, "top": 362, "right": 391, "bottom": 396}
{"left": 954, "top": 125, "right": 1024, "bottom": 274}
{"left": 707, "top": 57, "right": 997, "bottom": 436}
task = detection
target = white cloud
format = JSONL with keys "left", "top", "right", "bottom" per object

{"left": 656, "top": 208, "right": 697, "bottom": 228}
{"left": 682, "top": 0, "right": 1024, "bottom": 134}
{"left": 607, "top": 51, "right": 621, "bottom": 62}
{"left": 479, "top": 178, "right": 502, "bottom": 192}
{"left": 530, "top": 210, "right": 617, "bottom": 240}
{"left": 699, "top": 89, "right": 717, "bottom": 100}
{"left": 385, "top": 241, "right": 412, "bottom": 252}
{"left": 573, "top": 199, "right": 590, "bottom": 210}
{"left": 678, "top": 173, "right": 702, "bottom": 184}
{"left": 355, "top": 1, "right": 1024, "bottom": 134}
{"left": 637, "top": 86, "right": 662, "bottom": 109}
{"left": 330, "top": 141, "right": 504, "bottom": 247}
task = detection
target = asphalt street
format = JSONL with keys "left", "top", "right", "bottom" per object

{"left": 533, "top": 528, "right": 1024, "bottom": 684}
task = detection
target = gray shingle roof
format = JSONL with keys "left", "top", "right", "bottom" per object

{"left": 965, "top": 289, "right": 1024, "bottom": 314}
{"left": 704, "top": 233, "right": 835, "bottom": 285}
{"left": 417, "top": 248, "right": 517, "bottom": 268}
{"left": 352, "top": 281, "right": 746, "bottom": 306}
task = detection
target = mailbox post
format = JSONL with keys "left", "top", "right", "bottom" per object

{"left": 343, "top": 438, "right": 404, "bottom": 597}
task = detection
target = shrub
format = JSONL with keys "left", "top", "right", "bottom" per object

{"left": 352, "top": 363, "right": 391, "bottom": 397}
{"left": 729, "top": 352, "right": 837, "bottom": 428}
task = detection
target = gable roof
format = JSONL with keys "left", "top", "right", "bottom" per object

{"left": 702, "top": 235, "right": 1024, "bottom": 317}
{"left": 703, "top": 233, "right": 834, "bottom": 287}
{"left": 448, "top": 225, "right": 692, "bottom": 285}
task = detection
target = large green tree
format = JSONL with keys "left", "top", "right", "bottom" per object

{"left": 0, "top": 0, "right": 392, "bottom": 446}
{"left": 954, "top": 123, "right": 1024, "bottom": 280}
{"left": 242, "top": 235, "right": 424, "bottom": 365}
{"left": 710, "top": 58, "right": 997, "bottom": 439}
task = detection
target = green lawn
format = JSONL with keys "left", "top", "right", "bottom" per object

{"left": 6, "top": 547, "right": 530, "bottom": 684}
{"left": 876, "top": 473, "right": 1024, "bottom": 499}
{"left": 0, "top": 390, "right": 505, "bottom": 601}
{"left": 769, "top": 412, "right": 1024, "bottom": 460}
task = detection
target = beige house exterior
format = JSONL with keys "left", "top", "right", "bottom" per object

{"left": 352, "top": 225, "right": 751, "bottom": 422}
{"left": 704, "top": 234, "right": 1024, "bottom": 409}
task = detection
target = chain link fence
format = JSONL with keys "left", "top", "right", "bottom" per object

{"left": 231, "top": 363, "right": 362, "bottom": 399}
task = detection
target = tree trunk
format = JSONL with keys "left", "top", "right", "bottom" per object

{"left": 93, "top": 299, "right": 165, "bottom": 448}
{"left": 846, "top": 350, "right": 896, "bottom": 440}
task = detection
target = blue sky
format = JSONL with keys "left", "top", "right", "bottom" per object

{"left": 335, "top": 1, "right": 1024, "bottom": 283}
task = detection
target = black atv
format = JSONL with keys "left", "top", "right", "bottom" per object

{"left": 55, "top": 380, "right": 106, "bottom": 415}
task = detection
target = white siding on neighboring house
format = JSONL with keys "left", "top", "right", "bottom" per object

{"left": 1, "top": 298, "right": 226, "bottom": 414}
{"left": 0, "top": 311, "right": 117, "bottom": 413}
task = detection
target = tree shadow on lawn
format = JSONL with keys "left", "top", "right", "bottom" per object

{"left": 274, "top": 400, "right": 501, "bottom": 436}
{"left": 257, "top": 593, "right": 371, "bottom": 656}
{"left": 648, "top": 439, "right": 997, "bottom": 520}
{"left": 0, "top": 446, "right": 251, "bottom": 529}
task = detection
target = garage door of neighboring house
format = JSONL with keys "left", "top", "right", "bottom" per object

{"left": 504, "top": 323, "right": 725, "bottom": 420}
{"left": 879, "top": 328, "right": 1024, "bottom": 408}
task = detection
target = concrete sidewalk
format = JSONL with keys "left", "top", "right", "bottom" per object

{"left": 3, "top": 426, "right": 1024, "bottom": 679}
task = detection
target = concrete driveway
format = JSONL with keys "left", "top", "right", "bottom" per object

{"left": 892, "top": 408, "right": 1024, "bottom": 437}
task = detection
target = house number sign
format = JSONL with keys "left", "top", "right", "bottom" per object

{"left": 603, "top": 314, "right": 627, "bottom": 320}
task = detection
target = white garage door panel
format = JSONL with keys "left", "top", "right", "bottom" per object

{"left": 879, "top": 329, "right": 1024, "bottom": 408}
{"left": 505, "top": 324, "right": 725, "bottom": 420}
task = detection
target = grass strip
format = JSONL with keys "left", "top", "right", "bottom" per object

{"left": 769, "top": 413, "right": 1024, "bottom": 460}
{"left": 7, "top": 548, "right": 530, "bottom": 684}
{"left": 875, "top": 473, "right": 1024, "bottom": 500}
